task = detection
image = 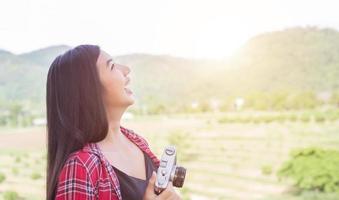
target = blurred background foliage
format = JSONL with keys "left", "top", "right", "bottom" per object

{"left": 1, "top": 27, "right": 339, "bottom": 199}
{"left": 1, "top": 27, "right": 339, "bottom": 125}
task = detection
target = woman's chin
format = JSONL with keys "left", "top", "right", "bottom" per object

{"left": 125, "top": 94, "right": 135, "bottom": 105}
{"left": 127, "top": 98, "right": 135, "bottom": 106}
{"left": 122, "top": 88, "right": 135, "bottom": 106}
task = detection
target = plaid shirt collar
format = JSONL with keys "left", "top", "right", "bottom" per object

{"left": 81, "top": 126, "right": 160, "bottom": 200}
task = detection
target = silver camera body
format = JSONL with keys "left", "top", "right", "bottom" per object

{"left": 154, "top": 145, "right": 186, "bottom": 195}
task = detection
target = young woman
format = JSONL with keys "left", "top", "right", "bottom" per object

{"left": 46, "top": 44, "right": 181, "bottom": 200}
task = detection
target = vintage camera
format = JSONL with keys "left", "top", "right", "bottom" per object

{"left": 154, "top": 145, "right": 187, "bottom": 195}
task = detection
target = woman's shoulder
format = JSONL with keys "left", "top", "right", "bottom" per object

{"left": 60, "top": 144, "right": 103, "bottom": 179}
{"left": 66, "top": 144, "right": 102, "bottom": 167}
{"left": 56, "top": 146, "right": 104, "bottom": 199}
{"left": 58, "top": 144, "right": 103, "bottom": 185}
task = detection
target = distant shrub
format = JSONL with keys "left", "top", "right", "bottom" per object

{"left": 31, "top": 171, "right": 42, "bottom": 180}
{"left": 24, "top": 162, "right": 30, "bottom": 167}
{"left": 15, "top": 156, "right": 21, "bottom": 163}
{"left": 298, "top": 191, "right": 339, "bottom": 200}
{"left": 300, "top": 113, "right": 311, "bottom": 123}
{"left": 218, "top": 116, "right": 235, "bottom": 123}
{"left": 262, "top": 191, "right": 339, "bottom": 200}
{"left": 278, "top": 147, "right": 339, "bottom": 193}
{"left": 237, "top": 116, "right": 251, "bottom": 123}
{"left": 314, "top": 113, "right": 326, "bottom": 123}
{"left": 232, "top": 116, "right": 243, "bottom": 123}
{"left": 287, "top": 114, "right": 297, "bottom": 122}
{"left": 0, "top": 172, "right": 6, "bottom": 183}
{"left": 273, "top": 114, "right": 286, "bottom": 123}
{"left": 3, "top": 190, "right": 19, "bottom": 200}
{"left": 216, "top": 112, "right": 333, "bottom": 124}
{"left": 262, "top": 115, "right": 275, "bottom": 123}
{"left": 261, "top": 165, "right": 273, "bottom": 175}
{"left": 35, "top": 158, "right": 42, "bottom": 164}
{"left": 11, "top": 167, "right": 19, "bottom": 175}
{"left": 276, "top": 114, "right": 284, "bottom": 122}
{"left": 327, "top": 111, "right": 339, "bottom": 122}
{"left": 218, "top": 117, "right": 229, "bottom": 123}
{"left": 252, "top": 116, "right": 262, "bottom": 124}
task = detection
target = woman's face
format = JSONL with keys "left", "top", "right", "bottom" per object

{"left": 96, "top": 50, "right": 135, "bottom": 108}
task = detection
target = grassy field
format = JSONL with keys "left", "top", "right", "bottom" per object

{"left": 0, "top": 111, "right": 339, "bottom": 199}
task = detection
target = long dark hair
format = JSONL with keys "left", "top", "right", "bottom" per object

{"left": 46, "top": 45, "right": 108, "bottom": 200}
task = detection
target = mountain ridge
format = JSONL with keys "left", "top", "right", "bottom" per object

{"left": 1, "top": 26, "right": 338, "bottom": 112}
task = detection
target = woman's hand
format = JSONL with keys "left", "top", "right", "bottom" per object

{"left": 143, "top": 171, "right": 182, "bottom": 200}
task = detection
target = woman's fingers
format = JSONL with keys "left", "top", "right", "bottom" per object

{"left": 143, "top": 171, "right": 157, "bottom": 200}
{"left": 146, "top": 171, "right": 157, "bottom": 192}
{"left": 144, "top": 172, "right": 182, "bottom": 200}
{"left": 156, "top": 182, "right": 176, "bottom": 199}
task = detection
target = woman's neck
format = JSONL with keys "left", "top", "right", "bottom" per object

{"left": 99, "top": 105, "right": 128, "bottom": 147}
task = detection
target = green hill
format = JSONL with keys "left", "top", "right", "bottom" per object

{"left": 1, "top": 27, "right": 339, "bottom": 114}
{"left": 0, "top": 45, "right": 71, "bottom": 113}
{"left": 227, "top": 27, "right": 339, "bottom": 93}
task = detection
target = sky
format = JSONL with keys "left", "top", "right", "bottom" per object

{"left": 0, "top": 0, "right": 338, "bottom": 59}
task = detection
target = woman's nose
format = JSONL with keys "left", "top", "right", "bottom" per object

{"left": 123, "top": 65, "right": 131, "bottom": 75}
{"left": 116, "top": 64, "right": 131, "bottom": 76}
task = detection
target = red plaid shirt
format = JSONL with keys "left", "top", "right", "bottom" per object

{"left": 55, "top": 126, "right": 160, "bottom": 200}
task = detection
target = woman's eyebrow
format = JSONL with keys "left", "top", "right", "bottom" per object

{"left": 106, "top": 58, "right": 113, "bottom": 67}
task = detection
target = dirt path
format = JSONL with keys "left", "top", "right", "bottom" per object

{"left": 0, "top": 126, "right": 46, "bottom": 151}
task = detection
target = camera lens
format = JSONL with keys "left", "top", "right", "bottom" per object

{"left": 173, "top": 166, "right": 186, "bottom": 187}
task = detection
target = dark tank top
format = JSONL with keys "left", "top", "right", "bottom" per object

{"left": 112, "top": 151, "right": 157, "bottom": 200}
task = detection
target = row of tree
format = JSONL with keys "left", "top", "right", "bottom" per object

{"left": 1, "top": 90, "right": 339, "bottom": 126}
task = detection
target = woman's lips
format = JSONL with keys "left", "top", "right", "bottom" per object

{"left": 124, "top": 87, "right": 133, "bottom": 95}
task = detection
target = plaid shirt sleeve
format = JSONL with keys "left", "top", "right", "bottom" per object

{"left": 55, "top": 155, "right": 97, "bottom": 200}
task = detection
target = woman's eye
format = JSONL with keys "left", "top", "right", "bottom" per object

{"left": 110, "top": 63, "right": 115, "bottom": 70}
